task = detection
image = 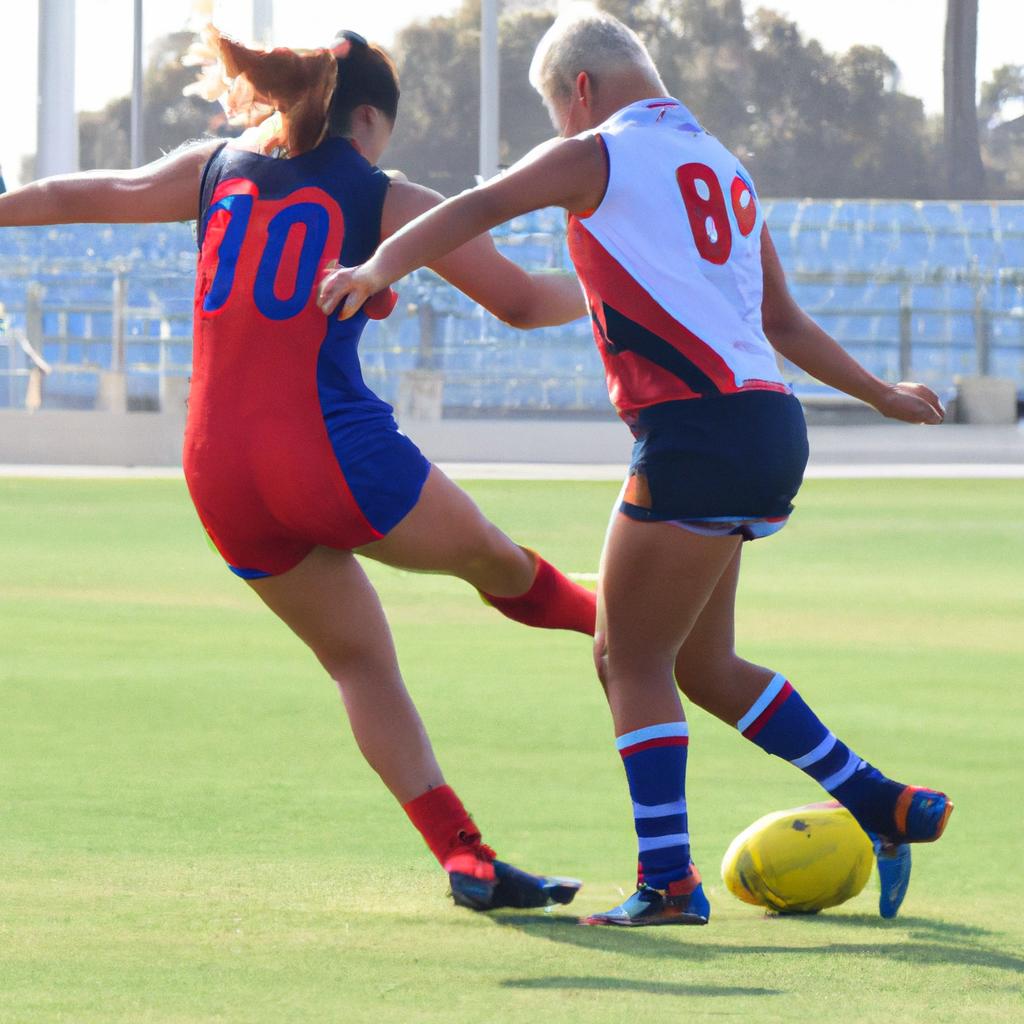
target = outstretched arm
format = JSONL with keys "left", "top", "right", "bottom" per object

{"left": 319, "top": 136, "right": 606, "bottom": 319}
{"left": 379, "top": 177, "right": 586, "bottom": 329}
{"left": 760, "top": 226, "right": 944, "bottom": 424}
{"left": 0, "top": 140, "right": 222, "bottom": 227}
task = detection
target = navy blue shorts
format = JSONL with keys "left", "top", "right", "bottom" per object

{"left": 620, "top": 391, "right": 809, "bottom": 531}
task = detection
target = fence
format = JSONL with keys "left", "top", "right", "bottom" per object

{"left": 1, "top": 199, "right": 1023, "bottom": 414}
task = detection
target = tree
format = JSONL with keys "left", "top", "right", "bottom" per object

{"left": 943, "top": 0, "right": 986, "bottom": 198}
{"left": 978, "top": 63, "right": 1024, "bottom": 196}
{"left": 67, "top": 2, "right": 1006, "bottom": 200}
{"left": 385, "top": 1, "right": 554, "bottom": 191}
{"left": 78, "top": 31, "right": 226, "bottom": 171}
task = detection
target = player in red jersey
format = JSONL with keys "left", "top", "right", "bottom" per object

{"left": 319, "top": 7, "right": 954, "bottom": 924}
{"left": 0, "top": 28, "right": 594, "bottom": 912}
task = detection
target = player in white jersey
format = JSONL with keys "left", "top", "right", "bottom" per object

{"left": 319, "top": 4, "right": 953, "bottom": 926}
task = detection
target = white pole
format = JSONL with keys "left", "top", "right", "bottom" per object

{"left": 36, "top": 0, "right": 78, "bottom": 178}
{"left": 253, "top": 0, "right": 274, "bottom": 46}
{"left": 479, "top": 0, "right": 500, "bottom": 181}
{"left": 130, "top": 0, "right": 144, "bottom": 167}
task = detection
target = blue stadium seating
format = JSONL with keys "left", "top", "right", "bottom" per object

{"left": 1, "top": 201, "right": 1022, "bottom": 411}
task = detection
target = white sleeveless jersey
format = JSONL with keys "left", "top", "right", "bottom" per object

{"left": 566, "top": 98, "right": 788, "bottom": 418}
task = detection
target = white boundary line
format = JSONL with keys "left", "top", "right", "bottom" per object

{"left": 0, "top": 462, "right": 1022, "bottom": 480}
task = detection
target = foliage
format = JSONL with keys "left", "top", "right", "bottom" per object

{"left": 388, "top": 0, "right": 946, "bottom": 198}
{"left": 78, "top": 31, "right": 227, "bottom": 170}
{"left": 385, "top": 1, "right": 556, "bottom": 193}
{"left": 979, "top": 63, "right": 1024, "bottom": 195}
{"left": 68, "top": 3, "right": 1023, "bottom": 199}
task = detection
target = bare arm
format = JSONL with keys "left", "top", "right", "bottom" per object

{"left": 0, "top": 140, "right": 223, "bottom": 227}
{"left": 760, "top": 226, "right": 944, "bottom": 424}
{"left": 319, "top": 136, "right": 606, "bottom": 319}
{"left": 380, "top": 177, "right": 586, "bottom": 329}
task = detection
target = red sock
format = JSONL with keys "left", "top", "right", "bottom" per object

{"left": 402, "top": 785, "right": 494, "bottom": 871}
{"left": 480, "top": 552, "right": 596, "bottom": 635}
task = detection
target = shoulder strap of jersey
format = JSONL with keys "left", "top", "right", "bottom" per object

{"left": 196, "top": 142, "right": 230, "bottom": 247}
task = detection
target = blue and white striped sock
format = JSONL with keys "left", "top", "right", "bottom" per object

{"left": 616, "top": 721, "right": 693, "bottom": 890}
{"left": 738, "top": 673, "right": 904, "bottom": 834}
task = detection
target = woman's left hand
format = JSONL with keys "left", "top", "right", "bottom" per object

{"left": 873, "top": 381, "right": 946, "bottom": 424}
{"left": 318, "top": 260, "right": 385, "bottom": 319}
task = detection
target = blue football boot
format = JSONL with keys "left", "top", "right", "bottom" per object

{"left": 868, "top": 786, "right": 953, "bottom": 919}
{"left": 582, "top": 868, "right": 710, "bottom": 927}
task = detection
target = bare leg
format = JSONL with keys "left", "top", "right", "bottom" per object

{"left": 358, "top": 465, "right": 596, "bottom": 634}
{"left": 599, "top": 513, "right": 741, "bottom": 734}
{"left": 672, "top": 544, "right": 952, "bottom": 864}
{"left": 583, "top": 513, "right": 740, "bottom": 922}
{"left": 356, "top": 465, "right": 534, "bottom": 596}
{"left": 249, "top": 544, "right": 585, "bottom": 910}
{"left": 248, "top": 545, "right": 443, "bottom": 804}
{"left": 672, "top": 545, "right": 777, "bottom": 723}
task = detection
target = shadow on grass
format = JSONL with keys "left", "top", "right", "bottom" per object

{"left": 501, "top": 976, "right": 779, "bottom": 998}
{"left": 770, "top": 912, "right": 1000, "bottom": 942}
{"left": 490, "top": 913, "right": 1024, "bottom": 976}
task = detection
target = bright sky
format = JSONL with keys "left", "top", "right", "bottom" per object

{"left": 1, "top": 0, "right": 1022, "bottom": 187}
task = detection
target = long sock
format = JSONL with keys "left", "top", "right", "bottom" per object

{"left": 617, "top": 722, "right": 693, "bottom": 890}
{"left": 737, "top": 673, "right": 906, "bottom": 835}
{"left": 402, "top": 784, "right": 491, "bottom": 870}
{"left": 480, "top": 550, "right": 596, "bottom": 635}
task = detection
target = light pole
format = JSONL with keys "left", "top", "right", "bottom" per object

{"left": 479, "top": 0, "right": 499, "bottom": 181}
{"left": 36, "top": 0, "right": 78, "bottom": 178}
{"left": 130, "top": 0, "right": 144, "bottom": 167}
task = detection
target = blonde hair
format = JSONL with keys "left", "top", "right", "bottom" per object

{"left": 529, "top": 3, "right": 660, "bottom": 103}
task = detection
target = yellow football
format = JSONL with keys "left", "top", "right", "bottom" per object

{"left": 721, "top": 801, "right": 873, "bottom": 914}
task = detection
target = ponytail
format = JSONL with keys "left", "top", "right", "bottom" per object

{"left": 184, "top": 25, "right": 400, "bottom": 157}
{"left": 185, "top": 26, "right": 335, "bottom": 156}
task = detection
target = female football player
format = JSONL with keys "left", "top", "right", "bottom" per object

{"left": 319, "top": 6, "right": 954, "bottom": 925}
{"left": 0, "top": 28, "right": 594, "bottom": 912}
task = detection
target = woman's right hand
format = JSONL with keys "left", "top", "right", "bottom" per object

{"left": 317, "top": 260, "right": 386, "bottom": 319}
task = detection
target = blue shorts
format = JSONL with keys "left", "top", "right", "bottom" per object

{"left": 619, "top": 391, "right": 808, "bottom": 539}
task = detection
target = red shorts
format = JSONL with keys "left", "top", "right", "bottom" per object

{"left": 184, "top": 411, "right": 430, "bottom": 579}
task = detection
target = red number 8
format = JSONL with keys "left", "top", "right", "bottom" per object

{"left": 676, "top": 163, "right": 757, "bottom": 265}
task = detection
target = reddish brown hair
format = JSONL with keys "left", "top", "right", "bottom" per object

{"left": 212, "top": 33, "right": 400, "bottom": 157}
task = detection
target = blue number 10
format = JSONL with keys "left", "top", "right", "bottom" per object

{"left": 202, "top": 196, "right": 331, "bottom": 320}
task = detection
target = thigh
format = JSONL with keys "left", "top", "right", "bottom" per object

{"left": 247, "top": 544, "right": 400, "bottom": 678}
{"left": 676, "top": 543, "right": 742, "bottom": 667}
{"left": 600, "top": 511, "right": 741, "bottom": 672}
{"left": 355, "top": 464, "right": 521, "bottom": 575}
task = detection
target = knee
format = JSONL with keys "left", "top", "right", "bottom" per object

{"left": 674, "top": 651, "right": 739, "bottom": 700}
{"left": 600, "top": 641, "right": 678, "bottom": 693}
{"left": 316, "top": 642, "right": 382, "bottom": 692}
{"left": 464, "top": 536, "right": 533, "bottom": 595}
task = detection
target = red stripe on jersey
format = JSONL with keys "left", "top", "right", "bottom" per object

{"left": 740, "top": 378, "right": 792, "bottom": 395}
{"left": 618, "top": 735, "right": 690, "bottom": 758}
{"left": 742, "top": 681, "right": 794, "bottom": 739}
{"left": 568, "top": 217, "right": 742, "bottom": 413}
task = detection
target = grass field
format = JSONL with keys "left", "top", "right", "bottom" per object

{"left": 1, "top": 476, "right": 1022, "bottom": 1024}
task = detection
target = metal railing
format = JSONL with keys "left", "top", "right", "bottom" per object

{"left": 1, "top": 264, "right": 1021, "bottom": 414}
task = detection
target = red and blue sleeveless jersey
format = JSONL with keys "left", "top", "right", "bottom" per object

{"left": 567, "top": 99, "right": 790, "bottom": 423}
{"left": 184, "top": 138, "right": 430, "bottom": 577}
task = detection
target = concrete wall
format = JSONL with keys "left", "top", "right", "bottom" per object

{"left": 1, "top": 406, "right": 1022, "bottom": 468}
{"left": 0, "top": 408, "right": 186, "bottom": 466}
{"left": 0, "top": 409, "right": 630, "bottom": 467}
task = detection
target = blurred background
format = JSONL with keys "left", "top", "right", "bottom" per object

{"left": 0, "top": 0, "right": 1022, "bottom": 459}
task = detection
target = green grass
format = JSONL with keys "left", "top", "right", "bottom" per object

{"left": 1, "top": 476, "right": 1022, "bottom": 1023}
